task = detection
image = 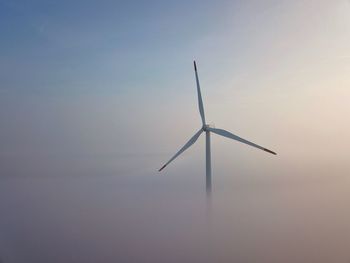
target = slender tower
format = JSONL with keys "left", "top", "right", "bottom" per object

{"left": 205, "top": 129, "right": 211, "bottom": 196}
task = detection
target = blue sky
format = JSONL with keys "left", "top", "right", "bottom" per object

{"left": 2, "top": 0, "right": 319, "bottom": 96}
{"left": 1, "top": 0, "right": 234, "bottom": 95}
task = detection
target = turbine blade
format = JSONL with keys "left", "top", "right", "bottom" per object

{"left": 194, "top": 61, "right": 206, "bottom": 125}
{"left": 159, "top": 128, "right": 203, "bottom": 171}
{"left": 208, "top": 127, "right": 277, "bottom": 155}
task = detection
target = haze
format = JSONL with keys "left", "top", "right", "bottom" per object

{"left": 1, "top": 0, "right": 350, "bottom": 262}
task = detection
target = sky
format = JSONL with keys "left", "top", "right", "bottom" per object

{"left": 1, "top": 0, "right": 350, "bottom": 262}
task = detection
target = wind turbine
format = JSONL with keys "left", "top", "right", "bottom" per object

{"left": 159, "top": 61, "right": 276, "bottom": 195}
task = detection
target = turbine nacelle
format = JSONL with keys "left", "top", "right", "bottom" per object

{"left": 202, "top": 124, "right": 214, "bottom": 131}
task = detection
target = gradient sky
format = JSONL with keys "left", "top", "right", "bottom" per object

{"left": 1, "top": 0, "right": 350, "bottom": 262}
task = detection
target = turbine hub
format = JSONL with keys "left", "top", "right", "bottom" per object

{"left": 203, "top": 123, "right": 215, "bottom": 131}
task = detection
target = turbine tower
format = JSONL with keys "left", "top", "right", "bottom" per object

{"left": 159, "top": 61, "right": 276, "bottom": 195}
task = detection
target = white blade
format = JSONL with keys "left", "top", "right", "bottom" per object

{"left": 208, "top": 127, "right": 276, "bottom": 155}
{"left": 159, "top": 129, "right": 203, "bottom": 171}
{"left": 194, "top": 61, "right": 206, "bottom": 125}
